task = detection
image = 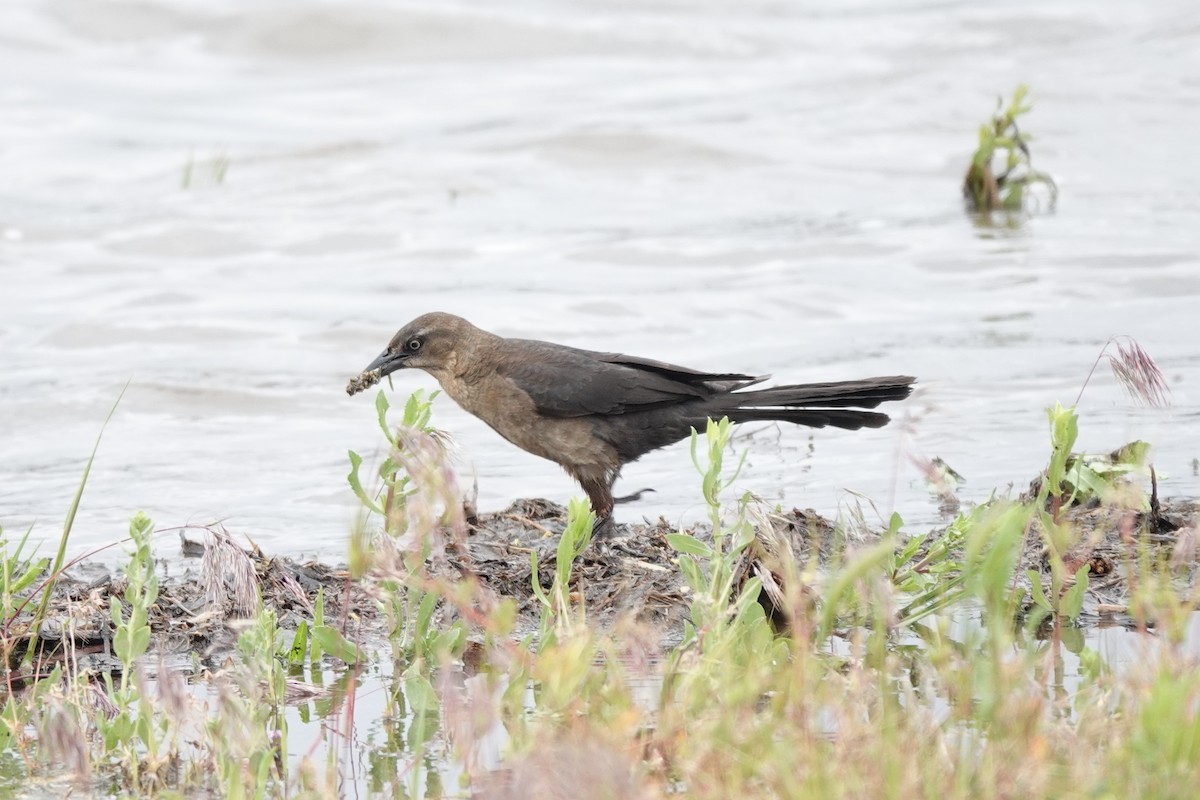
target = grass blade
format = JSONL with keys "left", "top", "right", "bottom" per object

{"left": 24, "top": 380, "right": 129, "bottom": 665}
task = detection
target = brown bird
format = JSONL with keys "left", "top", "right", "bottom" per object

{"left": 355, "top": 312, "right": 914, "bottom": 535}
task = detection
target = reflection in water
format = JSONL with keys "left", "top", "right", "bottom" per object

{"left": 231, "top": 604, "right": 1200, "bottom": 796}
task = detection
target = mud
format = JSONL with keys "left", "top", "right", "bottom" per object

{"left": 4, "top": 534, "right": 378, "bottom": 688}
{"left": 346, "top": 368, "right": 382, "bottom": 396}
{"left": 444, "top": 494, "right": 1199, "bottom": 636}
{"left": 7, "top": 493, "right": 1196, "bottom": 686}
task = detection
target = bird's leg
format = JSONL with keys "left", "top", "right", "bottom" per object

{"left": 578, "top": 475, "right": 617, "bottom": 540}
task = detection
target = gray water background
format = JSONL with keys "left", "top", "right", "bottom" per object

{"left": 2, "top": 0, "right": 1198, "bottom": 562}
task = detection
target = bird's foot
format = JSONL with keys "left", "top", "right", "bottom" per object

{"left": 590, "top": 513, "right": 620, "bottom": 542}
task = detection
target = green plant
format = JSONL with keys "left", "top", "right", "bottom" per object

{"left": 530, "top": 497, "right": 595, "bottom": 635}
{"left": 25, "top": 383, "right": 128, "bottom": 665}
{"left": 892, "top": 504, "right": 976, "bottom": 625}
{"left": 181, "top": 151, "right": 230, "bottom": 190}
{"left": 347, "top": 388, "right": 439, "bottom": 535}
{"left": 94, "top": 512, "right": 162, "bottom": 781}
{"left": 207, "top": 609, "right": 291, "bottom": 800}
{"left": 0, "top": 525, "right": 49, "bottom": 628}
{"left": 963, "top": 84, "right": 1057, "bottom": 213}
{"left": 666, "top": 417, "right": 762, "bottom": 649}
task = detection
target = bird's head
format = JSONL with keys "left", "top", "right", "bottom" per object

{"left": 363, "top": 312, "right": 476, "bottom": 378}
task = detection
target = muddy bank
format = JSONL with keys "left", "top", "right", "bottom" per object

{"left": 448, "top": 495, "right": 1198, "bottom": 635}
{"left": 5, "top": 533, "right": 377, "bottom": 685}
{"left": 8, "top": 494, "right": 1197, "bottom": 682}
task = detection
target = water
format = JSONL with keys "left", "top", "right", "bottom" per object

{"left": 2, "top": 0, "right": 1198, "bottom": 564}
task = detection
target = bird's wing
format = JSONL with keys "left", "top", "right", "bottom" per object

{"left": 499, "top": 342, "right": 765, "bottom": 418}
{"left": 594, "top": 352, "right": 765, "bottom": 388}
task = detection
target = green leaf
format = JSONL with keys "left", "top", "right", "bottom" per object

{"left": 974, "top": 506, "right": 1029, "bottom": 613}
{"left": 312, "top": 625, "right": 360, "bottom": 665}
{"left": 1027, "top": 570, "right": 1053, "bottom": 612}
{"left": 115, "top": 624, "right": 151, "bottom": 665}
{"left": 404, "top": 673, "right": 439, "bottom": 713}
{"left": 129, "top": 511, "right": 153, "bottom": 543}
{"left": 678, "top": 554, "right": 705, "bottom": 593}
{"left": 666, "top": 533, "right": 713, "bottom": 559}
{"left": 1061, "top": 627, "right": 1085, "bottom": 654}
{"left": 817, "top": 540, "right": 896, "bottom": 641}
{"left": 2, "top": 525, "right": 42, "bottom": 596}
{"left": 9, "top": 557, "right": 46, "bottom": 596}
{"left": 1061, "top": 565, "right": 1089, "bottom": 622}
{"left": 898, "top": 574, "right": 968, "bottom": 627}
{"left": 530, "top": 552, "right": 551, "bottom": 609}
{"left": 374, "top": 390, "right": 393, "bottom": 442}
{"left": 895, "top": 531, "right": 928, "bottom": 565}
{"left": 731, "top": 577, "right": 764, "bottom": 625}
{"left": 143, "top": 574, "right": 159, "bottom": 607}
{"left": 1112, "top": 440, "right": 1151, "bottom": 467}
{"left": 1002, "top": 183, "right": 1024, "bottom": 210}
{"left": 433, "top": 625, "right": 465, "bottom": 660}
{"left": 557, "top": 498, "right": 594, "bottom": 576}
{"left": 1045, "top": 404, "right": 1080, "bottom": 499}
{"left": 1065, "top": 462, "right": 1111, "bottom": 503}
{"left": 731, "top": 517, "right": 757, "bottom": 553}
{"left": 346, "top": 450, "right": 384, "bottom": 515}
{"left": 288, "top": 621, "right": 309, "bottom": 665}
{"left": 415, "top": 592, "right": 438, "bottom": 641}
{"left": 688, "top": 428, "right": 703, "bottom": 475}
{"left": 720, "top": 439, "right": 749, "bottom": 490}
{"left": 136, "top": 713, "right": 152, "bottom": 748}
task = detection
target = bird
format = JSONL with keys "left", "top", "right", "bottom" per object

{"left": 351, "top": 312, "right": 914, "bottom": 535}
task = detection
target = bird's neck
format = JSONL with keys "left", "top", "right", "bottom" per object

{"left": 427, "top": 330, "right": 501, "bottom": 385}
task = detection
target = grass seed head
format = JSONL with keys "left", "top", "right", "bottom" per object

{"left": 1109, "top": 338, "right": 1171, "bottom": 408}
{"left": 202, "top": 526, "right": 261, "bottom": 617}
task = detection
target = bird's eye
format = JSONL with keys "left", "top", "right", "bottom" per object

{"left": 407, "top": 338, "right": 422, "bottom": 352}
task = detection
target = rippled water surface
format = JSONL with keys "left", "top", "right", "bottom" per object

{"left": 3, "top": 0, "right": 1198, "bottom": 560}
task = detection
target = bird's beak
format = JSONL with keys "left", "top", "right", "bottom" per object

{"left": 364, "top": 348, "right": 409, "bottom": 378}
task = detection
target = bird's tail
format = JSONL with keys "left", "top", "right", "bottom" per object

{"left": 714, "top": 375, "right": 916, "bottom": 431}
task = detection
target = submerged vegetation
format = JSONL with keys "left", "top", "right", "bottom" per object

{"left": 0, "top": 342, "right": 1197, "bottom": 798}
{"left": 963, "top": 85, "right": 1058, "bottom": 214}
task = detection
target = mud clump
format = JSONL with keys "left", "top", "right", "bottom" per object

{"left": 346, "top": 368, "right": 382, "bottom": 396}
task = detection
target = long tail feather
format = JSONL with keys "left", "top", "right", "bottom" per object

{"left": 710, "top": 375, "right": 915, "bottom": 431}
{"left": 726, "top": 407, "right": 892, "bottom": 430}
{"left": 733, "top": 376, "right": 915, "bottom": 409}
